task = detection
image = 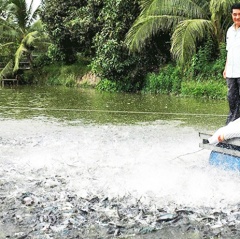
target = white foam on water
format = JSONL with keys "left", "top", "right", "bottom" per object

{"left": 1, "top": 118, "right": 240, "bottom": 209}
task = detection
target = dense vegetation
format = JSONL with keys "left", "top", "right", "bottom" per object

{"left": 0, "top": 0, "right": 235, "bottom": 98}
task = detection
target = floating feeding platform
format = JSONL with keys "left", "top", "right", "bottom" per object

{"left": 199, "top": 132, "right": 240, "bottom": 171}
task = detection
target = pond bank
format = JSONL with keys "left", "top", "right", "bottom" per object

{"left": 22, "top": 60, "right": 227, "bottom": 99}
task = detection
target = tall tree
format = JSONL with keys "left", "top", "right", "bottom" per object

{"left": 40, "top": 0, "right": 88, "bottom": 64}
{"left": 41, "top": 0, "right": 103, "bottom": 63}
{"left": 125, "top": 0, "right": 235, "bottom": 65}
{"left": 0, "top": 0, "right": 46, "bottom": 78}
{"left": 0, "top": 0, "right": 8, "bottom": 18}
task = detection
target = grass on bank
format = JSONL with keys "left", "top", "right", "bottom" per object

{"left": 142, "top": 63, "right": 227, "bottom": 99}
{"left": 180, "top": 80, "right": 227, "bottom": 99}
{"left": 23, "top": 60, "right": 91, "bottom": 87}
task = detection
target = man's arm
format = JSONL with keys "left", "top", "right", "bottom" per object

{"left": 223, "top": 58, "right": 227, "bottom": 79}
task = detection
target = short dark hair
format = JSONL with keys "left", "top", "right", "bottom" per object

{"left": 231, "top": 3, "right": 240, "bottom": 12}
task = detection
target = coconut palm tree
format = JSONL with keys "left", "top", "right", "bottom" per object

{"left": 0, "top": 0, "right": 47, "bottom": 79}
{"left": 125, "top": 0, "right": 235, "bottom": 65}
{"left": 0, "top": 0, "right": 9, "bottom": 18}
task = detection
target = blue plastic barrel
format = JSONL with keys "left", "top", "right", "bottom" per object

{"left": 209, "top": 151, "right": 240, "bottom": 171}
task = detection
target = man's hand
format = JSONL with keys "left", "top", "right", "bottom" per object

{"left": 223, "top": 69, "right": 226, "bottom": 79}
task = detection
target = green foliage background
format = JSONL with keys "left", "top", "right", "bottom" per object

{"left": 142, "top": 40, "right": 227, "bottom": 99}
{"left": 0, "top": 0, "right": 231, "bottom": 99}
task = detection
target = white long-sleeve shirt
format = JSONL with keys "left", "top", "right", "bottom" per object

{"left": 226, "top": 24, "right": 240, "bottom": 78}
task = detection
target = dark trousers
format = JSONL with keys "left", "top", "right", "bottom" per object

{"left": 226, "top": 77, "right": 240, "bottom": 124}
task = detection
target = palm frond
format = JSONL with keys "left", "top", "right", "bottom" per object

{"left": 0, "top": 17, "right": 17, "bottom": 32}
{"left": 126, "top": 0, "right": 211, "bottom": 52}
{"left": 171, "top": 19, "right": 214, "bottom": 64}
{"left": 29, "top": 19, "right": 43, "bottom": 32}
{"left": 22, "top": 31, "right": 39, "bottom": 46}
{"left": 30, "top": 6, "right": 41, "bottom": 23}
{"left": 140, "top": 0, "right": 156, "bottom": 12}
{"left": 125, "top": 15, "right": 185, "bottom": 51}
{"left": 13, "top": 30, "right": 40, "bottom": 72}
{"left": 13, "top": 43, "right": 27, "bottom": 72}
{"left": 8, "top": 0, "right": 28, "bottom": 31}
{"left": 210, "top": 0, "right": 234, "bottom": 16}
{"left": 0, "top": 19, "right": 22, "bottom": 41}
{"left": 0, "top": 60, "right": 13, "bottom": 80}
{"left": 26, "top": 2, "right": 41, "bottom": 27}
{"left": 139, "top": 0, "right": 209, "bottom": 19}
{"left": 0, "top": 42, "right": 14, "bottom": 49}
{"left": 27, "top": 0, "right": 34, "bottom": 16}
{"left": 7, "top": 0, "right": 40, "bottom": 31}
{"left": 210, "top": 0, "right": 234, "bottom": 30}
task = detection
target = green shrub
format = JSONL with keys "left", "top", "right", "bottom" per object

{"left": 143, "top": 65, "right": 182, "bottom": 94}
{"left": 47, "top": 44, "right": 66, "bottom": 63}
{"left": 187, "top": 41, "right": 226, "bottom": 81}
{"left": 181, "top": 80, "right": 227, "bottom": 99}
{"left": 211, "top": 43, "right": 227, "bottom": 78}
{"left": 33, "top": 54, "right": 51, "bottom": 68}
{"left": 96, "top": 77, "right": 140, "bottom": 92}
{"left": 22, "top": 70, "right": 38, "bottom": 84}
{"left": 96, "top": 79, "right": 118, "bottom": 92}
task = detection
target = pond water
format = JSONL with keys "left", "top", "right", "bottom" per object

{"left": 1, "top": 85, "right": 240, "bottom": 238}
{"left": 0, "top": 85, "right": 228, "bottom": 128}
{"left": 0, "top": 85, "right": 236, "bottom": 206}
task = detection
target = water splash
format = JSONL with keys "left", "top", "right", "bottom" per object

{"left": 1, "top": 118, "right": 240, "bottom": 211}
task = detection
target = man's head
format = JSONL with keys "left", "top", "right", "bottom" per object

{"left": 231, "top": 3, "right": 240, "bottom": 28}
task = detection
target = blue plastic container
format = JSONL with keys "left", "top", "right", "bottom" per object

{"left": 209, "top": 151, "right": 240, "bottom": 171}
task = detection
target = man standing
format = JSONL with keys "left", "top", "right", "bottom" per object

{"left": 223, "top": 3, "right": 240, "bottom": 124}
